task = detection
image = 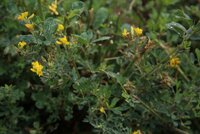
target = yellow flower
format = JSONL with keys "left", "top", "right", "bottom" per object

{"left": 56, "top": 36, "right": 70, "bottom": 46}
{"left": 49, "top": 0, "right": 59, "bottom": 15}
{"left": 57, "top": 24, "right": 64, "bottom": 32}
{"left": 169, "top": 57, "right": 180, "bottom": 68}
{"left": 134, "top": 27, "right": 143, "bottom": 36}
{"left": 25, "top": 23, "right": 34, "bottom": 31}
{"left": 30, "top": 61, "right": 43, "bottom": 76}
{"left": 17, "top": 11, "right": 34, "bottom": 21}
{"left": 17, "top": 11, "right": 29, "bottom": 21}
{"left": 133, "top": 130, "right": 142, "bottom": 134}
{"left": 18, "top": 41, "right": 27, "bottom": 49}
{"left": 99, "top": 107, "right": 106, "bottom": 114}
{"left": 122, "top": 28, "right": 129, "bottom": 37}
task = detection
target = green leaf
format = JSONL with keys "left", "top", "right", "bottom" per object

{"left": 32, "top": 91, "right": 50, "bottom": 109}
{"left": 110, "top": 98, "right": 120, "bottom": 108}
{"left": 71, "top": 1, "right": 85, "bottom": 10}
{"left": 93, "top": 7, "right": 108, "bottom": 29}
{"left": 73, "top": 34, "right": 88, "bottom": 45}
{"left": 174, "top": 10, "right": 192, "bottom": 25}
{"left": 73, "top": 77, "right": 99, "bottom": 94}
{"left": 67, "top": 1, "right": 85, "bottom": 20}
{"left": 92, "top": 36, "right": 111, "bottom": 43}
{"left": 195, "top": 49, "right": 200, "bottom": 64}
{"left": 73, "top": 31, "right": 93, "bottom": 45}
{"left": 43, "top": 18, "right": 57, "bottom": 42}
{"left": 162, "top": 0, "right": 180, "bottom": 6}
{"left": 112, "top": 107, "right": 122, "bottom": 115}
{"left": 67, "top": 9, "right": 83, "bottom": 20}
{"left": 167, "top": 22, "right": 187, "bottom": 36}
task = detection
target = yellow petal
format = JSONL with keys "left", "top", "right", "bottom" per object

{"left": 48, "top": 1, "right": 59, "bottom": 15}
{"left": 18, "top": 41, "right": 27, "bottom": 49}
{"left": 17, "top": 11, "right": 29, "bottom": 21}
{"left": 134, "top": 27, "right": 143, "bottom": 36}
{"left": 57, "top": 24, "right": 64, "bottom": 32}
{"left": 56, "top": 41, "right": 62, "bottom": 45}
{"left": 25, "top": 23, "right": 34, "bottom": 31}
{"left": 122, "top": 28, "right": 129, "bottom": 37}
{"left": 30, "top": 61, "right": 43, "bottom": 76}
{"left": 99, "top": 107, "right": 106, "bottom": 113}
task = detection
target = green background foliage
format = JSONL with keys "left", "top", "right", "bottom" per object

{"left": 0, "top": 0, "right": 200, "bottom": 134}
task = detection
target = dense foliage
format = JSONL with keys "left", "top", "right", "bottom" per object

{"left": 0, "top": 0, "right": 200, "bottom": 134}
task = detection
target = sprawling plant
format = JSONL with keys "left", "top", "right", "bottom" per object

{"left": 0, "top": 0, "right": 200, "bottom": 134}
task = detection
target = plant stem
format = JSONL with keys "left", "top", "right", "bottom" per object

{"left": 38, "top": 0, "right": 44, "bottom": 20}
{"left": 129, "top": 0, "right": 136, "bottom": 12}
{"left": 177, "top": 67, "right": 190, "bottom": 82}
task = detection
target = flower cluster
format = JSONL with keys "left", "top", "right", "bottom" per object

{"left": 49, "top": 0, "right": 59, "bottom": 15}
{"left": 133, "top": 27, "right": 143, "bottom": 36}
{"left": 17, "top": 11, "right": 34, "bottom": 21}
{"left": 17, "top": 1, "right": 75, "bottom": 77}
{"left": 17, "top": 12, "right": 28, "bottom": 21}
{"left": 56, "top": 36, "right": 70, "bottom": 46}
{"left": 57, "top": 24, "right": 64, "bottom": 32}
{"left": 122, "top": 26, "right": 143, "bottom": 38}
{"left": 169, "top": 57, "right": 180, "bottom": 68}
{"left": 122, "top": 28, "right": 129, "bottom": 37}
{"left": 18, "top": 41, "right": 27, "bottom": 49}
{"left": 30, "top": 61, "right": 43, "bottom": 76}
{"left": 17, "top": 11, "right": 35, "bottom": 31}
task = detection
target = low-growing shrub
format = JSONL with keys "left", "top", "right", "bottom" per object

{"left": 0, "top": 0, "right": 200, "bottom": 133}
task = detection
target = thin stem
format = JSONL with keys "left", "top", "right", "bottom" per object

{"left": 38, "top": 0, "right": 44, "bottom": 20}
{"left": 129, "top": 0, "right": 136, "bottom": 12}
{"left": 104, "top": 56, "right": 121, "bottom": 61}
{"left": 177, "top": 67, "right": 190, "bottom": 82}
